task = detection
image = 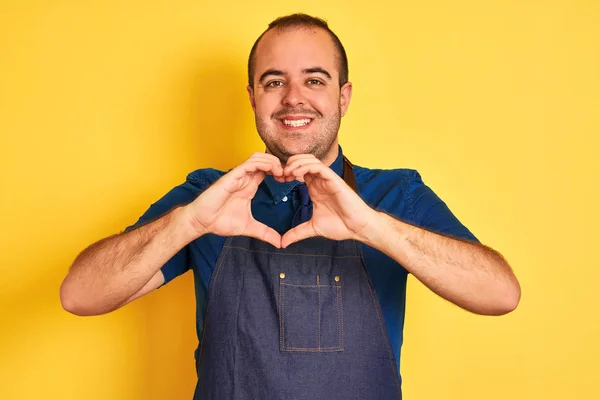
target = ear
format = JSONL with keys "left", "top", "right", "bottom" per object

{"left": 247, "top": 85, "right": 256, "bottom": 112}
{"left": 339, "top": 82, "right": 353, "bottom": 117}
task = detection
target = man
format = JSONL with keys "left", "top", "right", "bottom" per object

{"left": 60, "top": 13, "right": 520, "bottom": 400}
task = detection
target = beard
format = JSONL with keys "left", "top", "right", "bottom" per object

{"left": 255, "top": 106, "right": 342, "bottom": 164}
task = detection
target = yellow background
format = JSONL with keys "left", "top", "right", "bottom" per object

{"left": 1, "top": 1, "right": 598, "bottom": 399}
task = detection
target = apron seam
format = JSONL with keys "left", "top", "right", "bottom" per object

{"left": 279, "top": 281, "right": 285, "bottom": 350}
{"left": 338, "top": 285, "right": 344, "bottom": 350}
{"left": 281, "top": 283, "right": 341, "bottom": 288}
{"left": 317, "top": 274, "right": 321, "bottom": 351}
{"left": 222, "top": 245, "right": 360, "bottom": 258}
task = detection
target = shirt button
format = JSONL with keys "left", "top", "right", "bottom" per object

{"left": 282, "top": 196, "right": 288, "bottom": 202}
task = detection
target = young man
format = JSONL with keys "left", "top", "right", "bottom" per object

{"left": 60, "top": 14, "right": 520, "bottom": 400}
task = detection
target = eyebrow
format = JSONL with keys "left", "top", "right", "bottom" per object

{"left": 302, "top": 67, "right": 332, "bottom": 80}
{"left": 258, "top": 69, "right": 285, "bottom": 85}
{"left": 258, "top": 67, "right": 333, "bottom": 85}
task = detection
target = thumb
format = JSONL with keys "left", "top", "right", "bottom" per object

{"left": 244, "top": 219, "right": 282, "bottom": 248}
{"left": 281, "top": 222, "right": 317, "bottom": 248}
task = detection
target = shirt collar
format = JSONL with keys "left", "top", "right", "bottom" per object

{"left": 263, "top": 145, "right": 345, "bottom": 204}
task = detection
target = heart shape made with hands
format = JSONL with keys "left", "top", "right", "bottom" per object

{"left": 247, "top": 154, "right": 373, "bottom": 249}
{"left": 190, "top": 153, "right": 375, "bottom": 250}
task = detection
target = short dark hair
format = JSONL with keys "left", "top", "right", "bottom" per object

{"left": 247, "top": 13, "right": 349, "bottom": 89}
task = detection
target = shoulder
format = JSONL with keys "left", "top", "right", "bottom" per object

{"left": 353, "top": 164, "right": 425, "bottom": 220}
{"left": 185, "top": 168, "right": 227, "bottom": 189}
{"left": 146, "top": 167, "right": 226, "bottom": 210}
{"left": 158, "top": 168, "right": 227, "bottom": 201}
{"left": 353, "top": 164, "right": 422, "bottom": 186}
{"left": 354, "top": 165, "right": 478, "bottom": 241}
{"left": 124, "top": 168, "right": 227, "bottom": 232}
{"left": 353, "top": 164, "right": 426, "bottom": 199}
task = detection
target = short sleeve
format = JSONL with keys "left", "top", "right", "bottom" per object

{"left": 124, "top": 170, "right": 215, "bottom": 285}
{"left": 408, "top": 172, "right": 479, "bottom": 243}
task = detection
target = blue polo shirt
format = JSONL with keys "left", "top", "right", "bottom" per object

{"left": 126, "top": 146, "right": 478, "bottom": 380}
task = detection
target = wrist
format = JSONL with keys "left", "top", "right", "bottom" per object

{"left": 355, "top": 210, "right": 409, "bottom": 251}
{"left": 354, "top": 209, "right": 386, "bottom": 247}
{"left": 174, "top": 205, "right": 208, "bottom": 242}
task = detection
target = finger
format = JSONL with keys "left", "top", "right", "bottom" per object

{"left": 281, "top": 221, "right": 317, "bottom": 248}
{"left": 287, "top": 162, "right": 339, "bottom": 183}
{"left": 212, "top": 157, "right": 285, "bottom": 203}
{"left": 285, "top": 153, "right": 318, "bottom": 166}
{"left": 250, "top": 153, "right": 285, "bottom": 179}
{"left": 244, "top": 219, "right": 282, "bottom": 248}
{"left": 249, "top": 152, "right": 284, "bottom": 167}
{"left": 244, "top": 160, "right": 283, "bottom": 175}
{"left": 229, "top": 159, "right": 283, "bottom": 180}
{"left": 283, "top": 159, "right": 322, "bottom": 183}
{"left": 283, "top": 156, "right": 320, "bottom": 175}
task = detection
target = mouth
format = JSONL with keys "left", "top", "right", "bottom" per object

{"left": 278, "top": 117, "right": 314, "bottom": 130}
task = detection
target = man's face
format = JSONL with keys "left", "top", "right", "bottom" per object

{"left": 247, "top": 27, "right": 352, "bottom": 164}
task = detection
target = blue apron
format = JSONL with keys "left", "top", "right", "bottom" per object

{"left": 194, "top": 158, "right": 401, "bottom": 399}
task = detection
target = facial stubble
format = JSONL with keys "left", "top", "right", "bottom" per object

{"left": 255, "top": 106, "right": 342, "bottom": 165}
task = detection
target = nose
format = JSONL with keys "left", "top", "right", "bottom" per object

{"left": 281, "top": 81, "right": 305, "bottom": 107}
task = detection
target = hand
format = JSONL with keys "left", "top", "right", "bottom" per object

{"left": 184, "top": 153, "right": 285, "bottom": 248}
{"left": 280, "top": 154, "right": 376, "bottom": 248}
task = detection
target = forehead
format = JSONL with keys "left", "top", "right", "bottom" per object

{"left": 254, "top": 27, "right": 338, "bottom": 79}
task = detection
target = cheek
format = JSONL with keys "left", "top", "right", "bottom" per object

{"left": 311, "top": 93, "right": 339, "bottom": 114}
{"left": 254, "top": 94, "right": 280, "bottom": 118}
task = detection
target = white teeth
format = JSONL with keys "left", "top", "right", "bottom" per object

{"left": 283, "top": 119, "right": 311, "bottom": 127}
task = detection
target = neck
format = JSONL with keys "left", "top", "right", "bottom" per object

{"left": 320, "top": 142, "right": 340, "bottom": 167}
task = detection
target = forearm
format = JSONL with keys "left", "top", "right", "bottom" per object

{"left": 60, "top": 206, "right": 199, "bottom": 315}
{"left": 359, "top": 211, "right": 520, "bottom": 315}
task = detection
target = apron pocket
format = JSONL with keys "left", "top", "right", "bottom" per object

{"left": 278, "top": 276, "right": 344, "bottom": 352}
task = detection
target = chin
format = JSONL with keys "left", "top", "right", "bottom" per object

{"left": 284, "top": 145, "right": 319, "bottom": 158}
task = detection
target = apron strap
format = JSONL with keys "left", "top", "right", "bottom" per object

{"left": 342, "top": 156, "right": 357, "bottom": 193}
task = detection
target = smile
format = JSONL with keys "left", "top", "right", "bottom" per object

{"left": 281, "top": 118, "right": 313, "bottom": 127}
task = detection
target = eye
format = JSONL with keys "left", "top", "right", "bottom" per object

{"left": 307, "top": 79, "right": 325, "bottom": 85}
{"left": 266, "top": 80, "right": 284, "bottom": 88}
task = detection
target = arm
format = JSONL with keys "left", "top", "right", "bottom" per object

{"left": 60, "top": 153, "right": 284, "bottom": 317}
{"left": 280, "top": 154, "right": 521, "bottom": 316}
{"left": 358, "top": 212, "right": 521, "bottom": 315}
{"left": 60, "top": 206, "right": 198, "bottom": 316}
